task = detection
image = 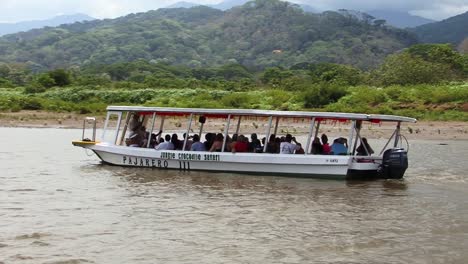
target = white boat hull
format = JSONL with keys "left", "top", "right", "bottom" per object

{"left": 74, "top": 142, "right": 382, "bottom": 179}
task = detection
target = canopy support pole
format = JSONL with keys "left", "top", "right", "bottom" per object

{"left": 273, "top": 116, "right": 280, "bottom": 136}
{"left": 158, "top": 116, "right": 165, "bottom": 142}
{"left": 222, "top": 114, "right": 231, "bottom": 152}
{"left": 182, "top": 114, "right": 193, "bottom": 151}
{"left": 235, "top": 116, "right": 242, "bottom": 135}
{"left": 305, "top": 117, "right": 316, "bottom": 155}
{"left": 263, "top": 116, "right": 273, "bottom": 153}
{"left": 394, "top": 122, "right": 401, "bottom": 147}
{"left": 113, "top": 112, "right": 123, "bottom": 145}
{"left": 119, "top": 112, "right": 131, "bottom": 145}
{"left": 347, "top": 120, "right": 356, "bottom": 155}
{"left": 146, "top": 113, "right": 157, "bottom": 148}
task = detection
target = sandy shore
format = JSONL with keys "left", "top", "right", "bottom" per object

{"left": 1, "top": 110, "right": 467, "bottom": 140}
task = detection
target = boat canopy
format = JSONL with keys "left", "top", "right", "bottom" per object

{"left": 106, "top": 106, "right": 417, "bottom": 123}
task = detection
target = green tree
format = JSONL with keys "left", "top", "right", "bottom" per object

{"left": 48, "top": 69, "right": 72, "bottom": 86}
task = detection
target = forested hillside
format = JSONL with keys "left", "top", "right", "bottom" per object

{"left": 0, "top": 0, "right": 417, "bottom": 70}
{"left": 412, "top": 11, "right": 468, "bottom": 45}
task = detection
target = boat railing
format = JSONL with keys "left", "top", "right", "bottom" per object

{"left": 81, "top": 117, "right": 97, "bottom": 142}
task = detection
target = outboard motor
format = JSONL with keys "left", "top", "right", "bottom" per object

{"left": 379, "top": 148, "right": 408, "bottom": 179}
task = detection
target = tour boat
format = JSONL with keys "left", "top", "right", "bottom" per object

{"left": 72, "top": 106, "right": 416, "bottom": 180}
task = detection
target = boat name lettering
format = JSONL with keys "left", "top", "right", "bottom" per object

{"left": 161, "top": 152, "right": 219, "bottom": 161}
{"left": 203, "top": 154, "right": 220, "bottom": 161}
{"left": 161, "top": 152, "right": 176, "bottom": 159}
{"left": 178, "top": 153, "right": 202, "bottom": 161}
{"left": 122, "top": 156, "right": 168, "bottom": 168}
{"left": 326, "top": 158, "right": 339, "bottom": 163}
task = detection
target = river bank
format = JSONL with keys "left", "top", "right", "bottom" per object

{"left": 1, "top": 110, "right": 467, "bottom": 140}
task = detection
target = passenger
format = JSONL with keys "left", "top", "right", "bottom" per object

{"left": 148, "top": 130, "right": 163, "bottom": 148}
{"left": 209, "top": 133, "right": 224, "bottom": 152}
{"left": 190, "top": 134, "right": 206, "bottom": 151}
{"left": 127, "top": 133, "right": 141, "bottom": 147}
{"left": 232, "top": 134, "right": 249, "bottom": 153}
{"left": 182, "top": 133, "right": 193, "bottom": 150}
{"left": 266, "top": 134, "right": 278, "bottom": 153}
{"left": 321, "top": 134, "right": 331, "bottom": 154}
{"left": 310, "top": 137, "right": 323, "bottom": 154}
{"left": 330, "top": 137, "right": 348, "bottom": 155}
{"left": 128, "top": 113, "right": 141, "bottom": 137}
{"left": 280, "top": 134, "right": 300, "bottom": 154}
{"left": 229, "top": 134, "right": 238, "bottom": 152}
{"left": 249, "top": 133, "right": 263, "bottom": 153}
{"left": 295, "top": 143, "right": 305, "bottom": 154}
{"left": 356, "top": 137, "right": 374, "bottom": 156}
{"left": 341, "top": 137, "right": 348, "bottom": 149}
{"left": 204, "top": 133, "right": 214, "bottom": 151}
{"left": 224, "top": 135, "right": 232, "bottom": 152}
{"left": 274, "top": 137, "right": 281, "bottom": 153}
{"left": 155, "top": 134, "right": 174, "bottom": 150}
{"left": 171, "top": 134, "right": 182, "bottom": 150}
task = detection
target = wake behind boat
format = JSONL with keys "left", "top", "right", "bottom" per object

{"left": 72, "top": 106, "right": 416, "bottom": 180}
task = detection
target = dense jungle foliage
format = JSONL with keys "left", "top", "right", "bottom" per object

{"left": 1, "top": 43, "right": 467, "bottom": 121}
{"left": 0, "top": 0, "right": 417, "bottom": 70}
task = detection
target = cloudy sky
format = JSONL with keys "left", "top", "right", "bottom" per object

{"left": 0, "top": 0, "right": 467, "bottom": 22}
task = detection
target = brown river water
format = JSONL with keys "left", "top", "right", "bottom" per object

{"left": 1, "top": 127, "right": 467, "bottom": 264}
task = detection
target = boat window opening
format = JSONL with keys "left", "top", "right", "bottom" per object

{"left": 101, "top": 111, "right": 123, "bottom": 145}
{"left": 221, "top": 114, "right": 232, "bottom": 152}
{"left": 81, "top": 117, "right": 96, "bottom": 142}
{"left": 379, "top": 122, "right": 401, "bottom": 155}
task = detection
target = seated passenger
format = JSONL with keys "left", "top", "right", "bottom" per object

{"left": 330, "top": 137, "right": 348, "bottom": 155}
{"left": 182, "top": 133, "right": 193, "bottom": 150}
{"left": 356, "top": 137, "right": 374, "bottom": 156}
{"left": 172, "top": 134, "right": 183, "bottom": 150}
{"left": 127, "top": 133, "right": 142, "bottom": 147}
{"left": 155, "top": 134, "right": 174, "bottom": 150}
{"left": 204, "top": 133, "right": 214, "bottom": 151}
{"left": 295, "top": 143, "right": 305, "bottom": 154}
{"left": 209, "top": 133, "right": 224, "bottom": 152}
{"left": 321, "top": 134, "right": 331, "bottom": 154}
{"left": 229, "top": 134, "right": 239, "bottom": 152}
{"left": 190, "top": 134, "right": 206, "bottom": 151}
{"left": 280, "top": 134, "right": 300, "bottom": 154}
{"left": 311, "top": 137, "right": 323, "bottom": 154}
{"left": 249, "top": 133, "right": 263, "bottom": 153}
{"left": 232, "top": 135, "right": 249, "bottom": 153}
{"left": 266, "top": 134, "right": 278, "bottom": 154}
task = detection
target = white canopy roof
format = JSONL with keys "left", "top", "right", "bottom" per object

{"left": 107, "top": 105, "right": 417, "bottom": 123}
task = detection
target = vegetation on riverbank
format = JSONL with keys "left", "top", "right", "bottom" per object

{"left": 0, "top": 43, "right": 467, "bottom": 121}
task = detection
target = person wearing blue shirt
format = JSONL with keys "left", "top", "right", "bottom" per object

{"left": 330, "top": 137, "right": 348, "bottom": 155}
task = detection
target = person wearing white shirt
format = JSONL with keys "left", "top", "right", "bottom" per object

{"left": 280, "top": 134, "right": 300, "bottom": 154}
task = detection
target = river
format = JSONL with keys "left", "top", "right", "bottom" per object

{"left": 1, "top": 127, "right": 467, "bottom": 264}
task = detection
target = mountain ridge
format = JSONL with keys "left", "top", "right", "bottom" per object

{"left": 0, "top": 13, "right": 95, "bottom": 36}
{"left": 411, "top": 11, "right": 468, "bottom": 45}
{"left": 0, "top": 0, "right": 417, "bottom": 70}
